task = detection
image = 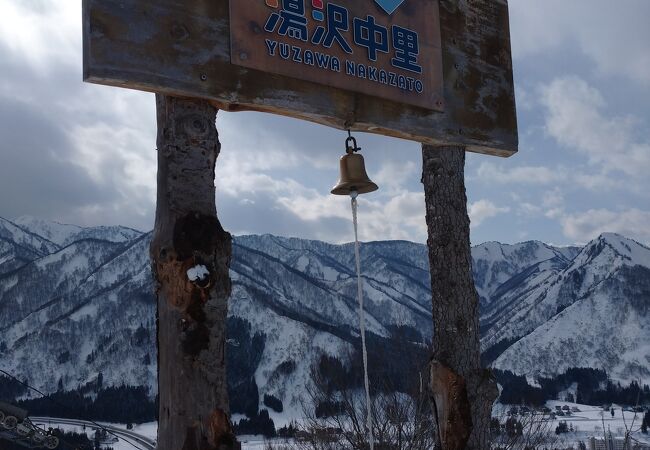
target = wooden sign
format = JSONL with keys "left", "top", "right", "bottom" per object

{"left": 83, "top": 0, "right": 518, "bottom": 157}
{"left": 230, "top": 0, "right": 444, "bottom": 111}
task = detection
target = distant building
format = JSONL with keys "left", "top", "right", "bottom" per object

{"left": 588, "top": 434, "right": 650, "bottom": 450}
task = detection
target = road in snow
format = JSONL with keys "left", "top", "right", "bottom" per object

{"left": 31, "top": 417, "right": 156, "bottom": 450}
{"left": 28, "top": 419, "right": 274, "bottom": 450}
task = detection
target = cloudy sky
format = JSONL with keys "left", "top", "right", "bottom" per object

{"left": 0, "top": 0, "right": 648, "bottom": 246}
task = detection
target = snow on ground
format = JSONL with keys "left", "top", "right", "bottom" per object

{"left": 115, "top": 424, "right": 288, "bottom": 450}
{"left": 546, "top": 401, "right": 648, "bottom": 438}
{"left": 31, "top": 401, "right": 650, "bottom": 450}
{"left": 31, "top": 419, "right": 157, "bottom": 450}
{"left": 31, "top": 421, "right": 117, "bottom": 448}
{"left": 30, "top": 420, "right": 289, "bottom": 450}
{"left": 496, "top": 401, "right": 650, "bottom": 447}
{"left": 239, "top": 435, "right": 295, "bottom": 450}
{"left": 129, "top": 422, "right": 157, "bottom": 440}
{"left": 238, "top": 435, "right": 268, "bottom": 450}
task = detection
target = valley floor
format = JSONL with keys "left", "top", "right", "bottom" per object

{"left": 32, "top": 399, "right": 650, "bottom": 450}
{"left": 495, "top": 400, "right": 650, "bottom": 448}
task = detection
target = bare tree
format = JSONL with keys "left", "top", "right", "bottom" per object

{"left": 490, "top": 411, "right": 558, "bottom": 450}
{"left": 620, "top": 385, "right": 644, "bottom": 450}
{"left": 293, "top": 354, "right": 436, "bottom": 450}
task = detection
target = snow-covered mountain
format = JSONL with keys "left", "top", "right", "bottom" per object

{"left": 0, "top": 217, "right": 648, "bottom": 420}
{"left": 472, "top": 240, "right": 580, "bottom": 308}
{"left": 0, "top": 217, "right": 60, "bottom": 274}
{"left": 13, "top": 216, "right": 142, "bottom": 247}
{"left": 489, "top": 233, "right": 650, "bottom": 383}
{"left": 229, "top": 236, "right": 432, "bottom": 416}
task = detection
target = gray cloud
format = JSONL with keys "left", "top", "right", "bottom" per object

{"left": 510, "top": 0, "right": 650, "bottom": 85}
{"left": 0, "top": 0, "right": 648, "bottom": 246}
{"left": 0, "top": 96, "right": 113, "bottom": 220}
{"left": 217, "top": 190, "right": 351, "bottom": 243}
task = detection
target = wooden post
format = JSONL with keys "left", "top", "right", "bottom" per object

{"left": 150, "top": 95, "right": 238, "bottom": 450}
{"left": 421, "top": 145, "right": 498, "bottom": 450}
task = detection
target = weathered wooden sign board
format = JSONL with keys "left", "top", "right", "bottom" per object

{"left": 83, "top": 0, "right": 517, "bottom": 156}
{"left": 230, "top": 0, "right": 444, "bottom": 111}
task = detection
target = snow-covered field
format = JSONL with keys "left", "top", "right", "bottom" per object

{"left": 496, "top": 401, "right": 650, "bottom": 448}
{"left": 27, "top": 391, "right": 650, "bottom": 450}
{"left": 29, "top": 399, "right": 650, "bottom": 450}
{"left": 238, "top": 435, "right": 293, "bottom": 450}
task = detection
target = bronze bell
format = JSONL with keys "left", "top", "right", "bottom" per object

{"left": 331, "top": 134, "right": 379, "bottom": 196}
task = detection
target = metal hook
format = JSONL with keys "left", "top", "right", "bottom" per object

{"left": 345, "top": 130, "right": 361, "bottom": 154}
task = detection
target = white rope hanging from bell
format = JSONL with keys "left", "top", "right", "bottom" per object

{"left": 351, "top": 191, "right": 375, "bottom": 450}
{"left": 330, "top": 130, "right": 378, "bottom": 450}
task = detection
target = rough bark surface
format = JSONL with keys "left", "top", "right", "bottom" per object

{"left": 422, "top": 145, "right": 498, "bottom": 450}
{"left": 151, "top": 95, "right": 238, "bottom": 450}
{"left": 430, "top": 361, "right": 472, "bottom": 450}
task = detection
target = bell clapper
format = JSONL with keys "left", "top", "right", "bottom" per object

{"left": 331, "top": 131, "right": 377, "bottom": 450}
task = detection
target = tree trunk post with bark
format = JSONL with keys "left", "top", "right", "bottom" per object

{"left": 151, "top": 95, "right": 238, "bottom": 450}
{"left": 421, "top": 145, "right": 498, "bottom": 450}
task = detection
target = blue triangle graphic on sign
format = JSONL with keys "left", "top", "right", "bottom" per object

{"left": 374, "top": 0, "right": 406, "bottom": 15}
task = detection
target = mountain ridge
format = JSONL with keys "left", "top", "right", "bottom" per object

{"left": 0, "top": 216, "right": 647, "bottom": 421}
